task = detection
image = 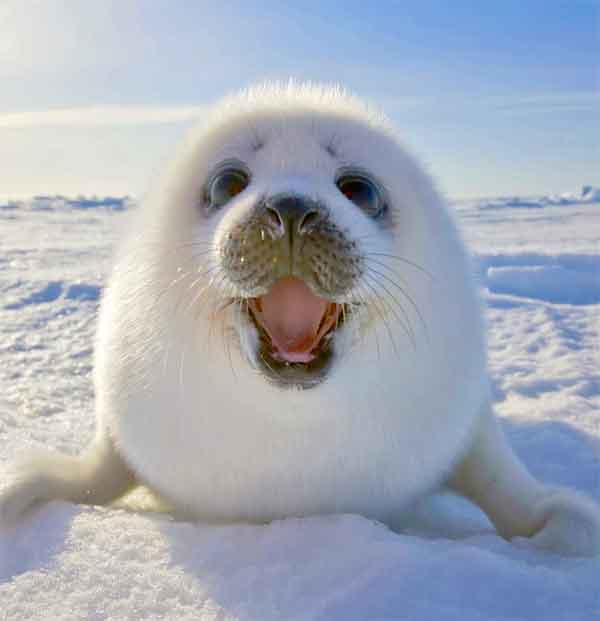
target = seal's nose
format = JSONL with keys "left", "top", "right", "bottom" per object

{"left": 264, "top": 194, "right": 322, "bottom": 237}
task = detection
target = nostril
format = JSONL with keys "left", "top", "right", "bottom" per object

{"left": 298, "top": 209, "right": 320, "bottom": 234}
{"left": 265, "top": 206, "right": 283, "bottom": 230}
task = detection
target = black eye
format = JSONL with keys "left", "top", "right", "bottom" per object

{"left": 208, "top": 168, "right": 249, "bottom": 209}
{"left": 336, "top": 174, "right": 385, "bottom": 218}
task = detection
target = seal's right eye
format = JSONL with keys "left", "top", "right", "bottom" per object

{"left": 208, "top": 168, "right": 249, "bottom": 209}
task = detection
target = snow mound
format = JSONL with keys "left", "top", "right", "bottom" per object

{"left": 0, "top": 195, "right": 134, "bottom": 212}
{"left": 477, "top": 253, "right": 600, "bottom": 305}
{"left": 4, "top": 281, "right": 101, "bottom": 310}
{"left": 468, "top": 186, "right": 600, "bottom": 210}
{"left": 578, "top": 185, "right": 600, "bottom": 202}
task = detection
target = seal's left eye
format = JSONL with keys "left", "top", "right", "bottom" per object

{"left": 209, "top": 169, "right": 249, "bottom": 208}
{"left": 336, "top": 174, "right": 385, "bottom": 218}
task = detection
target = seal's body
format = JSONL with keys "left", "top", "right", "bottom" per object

{"left": 2, "top": 83, "right": 599, "bottom": 555}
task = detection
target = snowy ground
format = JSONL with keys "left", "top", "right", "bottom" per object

{"left": 0, "top": 191, "right": 599, "bottom": 620}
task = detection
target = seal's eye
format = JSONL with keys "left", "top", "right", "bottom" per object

{"left": 336, "top": 174, "right": 385, "bottom": 218}
{"left": 208, "top": 168, "right": 249, "bottom": 209}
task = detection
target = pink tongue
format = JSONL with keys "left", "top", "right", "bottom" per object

{"left": 257, "top": 277, "right": 330, "bottom": 363}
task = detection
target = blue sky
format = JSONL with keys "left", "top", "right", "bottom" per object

{"left": 1, "top": 0, "right": 598, "bottom": 199}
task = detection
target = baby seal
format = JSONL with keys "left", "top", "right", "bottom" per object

{"left": 2, "top": 83, "right": 599, "bottom": 555}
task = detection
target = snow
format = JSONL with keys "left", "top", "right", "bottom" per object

{"left": 0, "top": 195, "right": 132, "bottom": 212}
{"left": 1, "top": 192, "right": 599, "bottom": 620}
{"left": 459, "top": 185, "right": 600, "bottom": 210}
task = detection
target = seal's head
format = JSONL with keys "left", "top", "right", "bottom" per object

{"left": 149, "top": 83, "right": 467, "bottom": 390}
{"left": 214, "top": 161, "right": 371, "bottom": 387}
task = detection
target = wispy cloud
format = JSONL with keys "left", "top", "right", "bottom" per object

{"left": 0, "top": 105, "right": 207, "bottom": 129}
{"left": 381, "top": 91, "right": 600, "bottom": 115}
{"left": 487, "top": 92, "right": 600, "bottom": 114}
{"left": 3, "top": 91, "right": 597, "bottom": 131}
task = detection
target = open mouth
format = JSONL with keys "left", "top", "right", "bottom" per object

{"left": 247, "top": 276, "right": 343, "bottom": 386}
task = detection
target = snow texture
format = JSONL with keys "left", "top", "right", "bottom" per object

{"left": 1, "top": 192, "right": 599, "bottom": 620}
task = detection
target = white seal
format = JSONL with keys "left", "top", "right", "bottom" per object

{"left": 2, "top": 83, "right": 599, "bottom": 555}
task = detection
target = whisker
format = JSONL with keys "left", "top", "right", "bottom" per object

{"left": 179, "top": 273, "right": 218, "bottom": 319}
{"left": 161, "top": 333, "right": 172, "bottom": 380}
{"left": 178, "top": 346, "right": 186, "bottom": 398}
{"left": 149, "top": 266, "right": 196, "bottom": 315}
{"left": 363, "top": 269, "right": 416, "bottom": 348}
{"left": 353, "top": 286, "right": 375, "bottom": 355}
{"left": 355, "top": 283, "right": 384, "bottom": 362}
{"left": 236, "top": 297, "right": 246, "bottom": 356}
{"left": 260, "top": 351, "right": 276, "bottom": 376}
{"left": 204, "top": 273, "right": 230, "bottom": 353}
{"left": 359, "top": 279, "right": 402, "bottom": 360}
{"left": 361, "top": 256, "right": 413, "bottom": 286}
{"left": 364, "top": 264, "right": 428, "bottom": 338}
{"left": 363, "top": 251, "right": 435, "bottom": 280}
{"left": 222, "top": 295, "right": 237, "bottom": 383}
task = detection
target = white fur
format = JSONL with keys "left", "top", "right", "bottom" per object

{"left": 2, "top": 82, "right": 599, "bottom": 556}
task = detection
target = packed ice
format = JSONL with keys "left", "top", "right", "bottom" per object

{"left": 1, "top": 190, "right": 599, "bottom": 620}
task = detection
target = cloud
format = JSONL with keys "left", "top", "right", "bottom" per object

{"left": 0, "top": 105, "right": 207, "bottom": 129}
{"left": 488, "top": 92, "right": 600, "bottom": 114}
{"left": 3, "top": 91, "right": 597, "bottom": 131}
{"left": 380, "top": 91, "right": 600, "bottom": 115}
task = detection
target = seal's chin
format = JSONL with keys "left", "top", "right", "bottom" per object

{"left": 245, "top": 276, "right": 344, "bottom": 389}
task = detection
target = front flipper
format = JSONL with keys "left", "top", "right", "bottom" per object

{"left": 449, "top": 408, "right": 600, "bottom": 556}
{"left": 1, "top": 431, "right": 136, "bottom": 527}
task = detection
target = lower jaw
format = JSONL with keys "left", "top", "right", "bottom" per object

{"left": 254, "top": 345, "right": 335, "bottom": 390}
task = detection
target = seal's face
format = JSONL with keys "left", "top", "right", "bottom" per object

{"left": 180, "top": 103, "right": 420, "bottom": 389}
{"left": 217, "top": 183, "right": 369, "bottom": 387}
